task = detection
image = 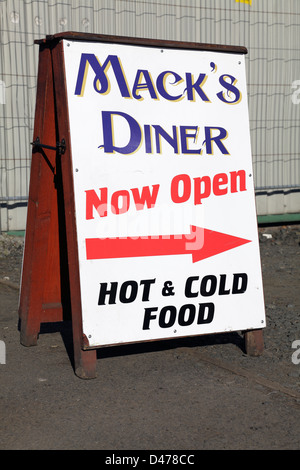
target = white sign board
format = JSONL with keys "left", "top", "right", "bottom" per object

{"left": 63, "top": 39, "right": 266, "bottom": 348}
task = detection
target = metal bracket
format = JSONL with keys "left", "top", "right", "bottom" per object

{"left": 31, "top": 136, "right": 66, "bottom": 155}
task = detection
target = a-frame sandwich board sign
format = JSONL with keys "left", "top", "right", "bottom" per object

{"left": 19, "top": 32, "right": 265, "bottom": 379}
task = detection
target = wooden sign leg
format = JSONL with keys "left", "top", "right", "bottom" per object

{"left": 50, "top": 41, "right": 98, "bottom": 379}
{"left": 73, "top": 327, "right": 97, "bottom": 379}
{"left": 19, "top": 42, "right": 98, "bottom": 378}
{"left": 244, "top": 329, "right": 264, "bottom": 356}
{"left": 19, "top": 45, "right": 61, "bottom": 346}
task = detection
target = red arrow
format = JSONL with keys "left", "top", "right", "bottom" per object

{"left": 85, "top": 226, "right": 251, "bottom": 263}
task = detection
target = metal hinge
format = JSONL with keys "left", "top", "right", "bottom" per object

{"left": 31, "top": 136, "right": 66, "bottom": 155}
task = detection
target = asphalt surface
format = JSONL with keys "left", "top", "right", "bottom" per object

{"left": 0, "top": 225, "right": 300, "bottom": 451}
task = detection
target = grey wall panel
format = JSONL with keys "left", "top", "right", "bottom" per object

{"left": 0, "top": 0, "right": 299, "bottom": 230}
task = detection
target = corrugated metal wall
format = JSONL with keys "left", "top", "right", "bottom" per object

{"left": 1, "top": 0, "right": 300, "bottom": 231}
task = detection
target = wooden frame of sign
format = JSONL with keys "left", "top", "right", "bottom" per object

{"left": 19, "top": 32, "right": 264, "bottom": 379}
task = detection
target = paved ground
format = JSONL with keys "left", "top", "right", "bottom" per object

{"left": 0, "top": 224, "right": 300, "bottom": 451}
